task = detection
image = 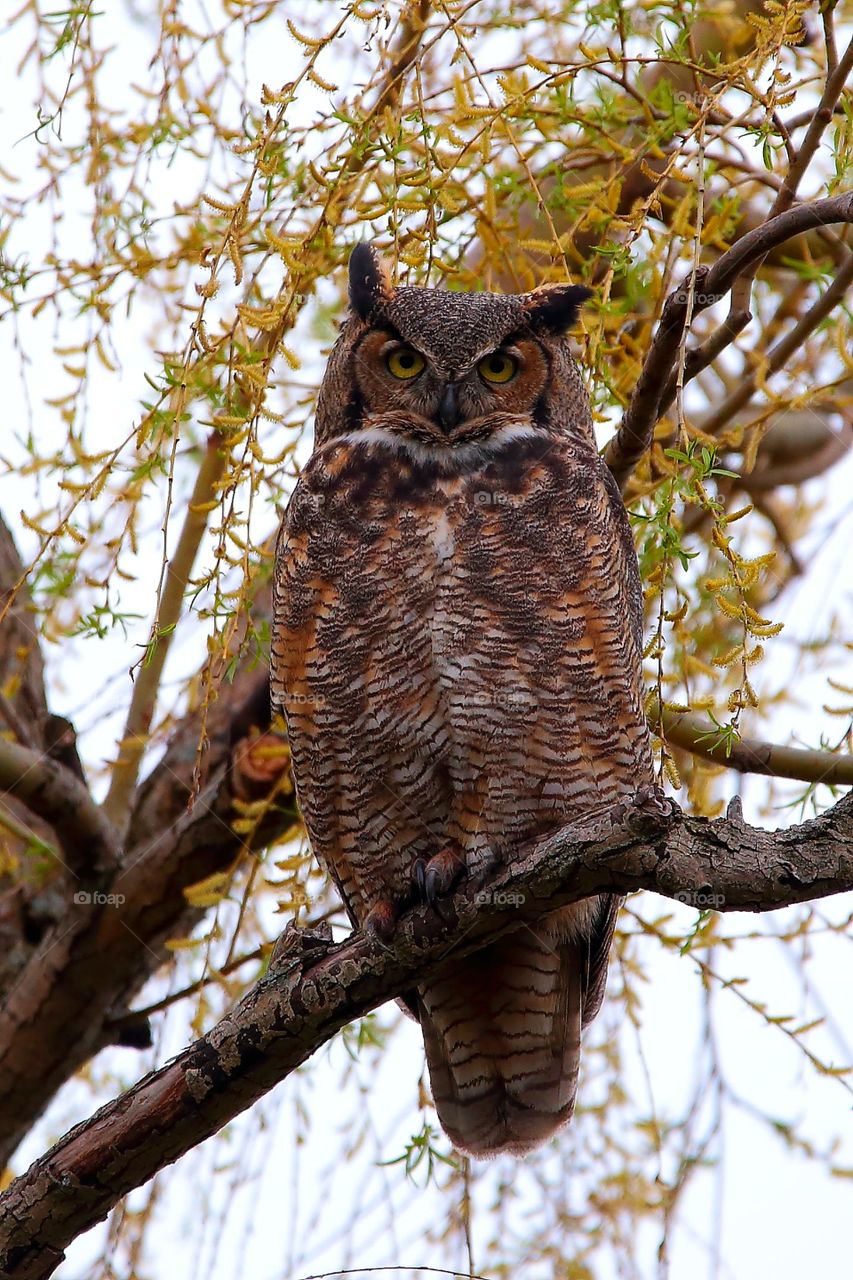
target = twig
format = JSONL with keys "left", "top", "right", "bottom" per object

{"left": 654, "top": 703, "right": 853, "bottom": 786}
{"left": 108, "top": 945, "right": 266, "bottom": 1026}
{"left": 771, "top": 33, "right": 853, "bottom": 215}
{"left": 692, "top": 248, "right": 853, "bottom": 440}
{"left": 102, "top": 434, "right": 227, "bottom": 829}
{"left": 2, "top": 787, "right": 853, "bottom": 1278}
{"left": 604, "top": 192, "right": 853, "bottom": 488}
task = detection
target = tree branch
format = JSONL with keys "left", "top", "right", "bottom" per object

{"left": 655, "top": 703, "right": 853, "bottom": 786}
{"left": 690, "top": 249, "right": 853, "bottom": 441}
{"left": 0, "top": 663, "right": 292, "bottom": 1165}
{"left": 771, "top": 34, "right": 853, "bottom": 216}
{"left": 2, "top": 786, "right": 853, "bottom": 1279}
{"left": 0, "top": 738, "right": 118, "bottom": 880}
{"left": 604, "top": 192, "right": 853, "bottom": 488}
{"left": 676, "top": 242, "right": 853, "bottom": 420}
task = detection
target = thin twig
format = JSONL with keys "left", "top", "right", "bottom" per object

{"left": 102, "top": 434, "right": 227, "bottom": 829}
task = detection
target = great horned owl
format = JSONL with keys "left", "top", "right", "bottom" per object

{"left": 270, "top": 245, "right": 653, "bottom": 1157}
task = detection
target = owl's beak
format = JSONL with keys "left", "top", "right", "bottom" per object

{"left": 438, "top": 383, "right": 461, "bottom": 431}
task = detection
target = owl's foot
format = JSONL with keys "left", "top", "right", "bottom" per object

{"left": 363, "top": 896, "right": 398, "bottom": 941}
{"left": 413, "top": 846, "right": 465, "bottom": 910}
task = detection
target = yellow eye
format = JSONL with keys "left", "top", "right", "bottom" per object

{"left": 386, "top": 347, "right": 425, "bottom": 380}
{"left": 478, "top": 352, "right": 517, "bottom": 384}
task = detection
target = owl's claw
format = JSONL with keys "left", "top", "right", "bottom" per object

{"left": 413, "top": 858, "right": 428, "bottom": 902}
{"left": 415, "top": 846, "right": 465, "bottom": 914}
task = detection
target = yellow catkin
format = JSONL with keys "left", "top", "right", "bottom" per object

{"left": 663, "top": 753, "right": 682, "bottom": 789}
{"left": 713, "top": 645, "right": 743, "bottom": 668}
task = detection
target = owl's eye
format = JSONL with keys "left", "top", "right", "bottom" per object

{"left": 478, "top": 352, "right": 518, "bottom": 384}
{"left": 386, "top": 347, "right": 425, "bottom": 380}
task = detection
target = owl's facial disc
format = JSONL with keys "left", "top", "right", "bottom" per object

{"left": 353, "top": 329, "right": 548, "bottom": 439}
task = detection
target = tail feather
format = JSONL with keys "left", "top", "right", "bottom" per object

{"left": 418, "top": 896, "right": 618, "bottom": 1157}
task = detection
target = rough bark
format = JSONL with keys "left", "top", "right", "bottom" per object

{"left": 1, "top": 787, "right": 852, "bottom": 1279}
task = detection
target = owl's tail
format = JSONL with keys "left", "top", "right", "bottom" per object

{"left": 417, "top": 897, "right": 618, "bottom": 1157}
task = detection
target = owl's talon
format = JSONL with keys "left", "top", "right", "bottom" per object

{"left": 421, "top": 846, "right": 465, "bottom": 910}
{"left": 412, "top": 858, "right": 428, "bottom": 902}
{"left": 425, "top": 868, "right": 442, "bottom": 908}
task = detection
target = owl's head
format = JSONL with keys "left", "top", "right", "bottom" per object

{"left": 315, "top": 244, "right": 593, "bottom": 450}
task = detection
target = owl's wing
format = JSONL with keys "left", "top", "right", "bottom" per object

{"left": 570, "top": 454, "right": 644, "bottom": 1026}
{"left": 270, "top": 464, "right": 456, "bottom": 934}
{"left": 601, "top": 460, "right": 645, "bottom": 654}
{"left": 270, "top": 485, "right": 363, "bottom": 933}
{"left": 576, "top": 456, "right": 643, "bottom": 1025}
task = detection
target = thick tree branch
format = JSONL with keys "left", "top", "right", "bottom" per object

{"left": 604, "top": 192, "right": 853, "bottom": 488}
{"left": 2, "top": 787, "right": 852, "bottom": 1279}
{"left": 0, "top": 738, "right": 118, "bottom": 880}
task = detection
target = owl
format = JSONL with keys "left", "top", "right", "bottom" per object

{"left": 270, "top": 245, "right": 653, "bottom": 1157}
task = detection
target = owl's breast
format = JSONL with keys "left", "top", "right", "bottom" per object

{"left": 275, "top": 422, "right": 643, "bottom": 709}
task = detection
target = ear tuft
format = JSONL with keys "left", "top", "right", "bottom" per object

{"left": 348, "top": 244, "right": 394, "bottom": 320}
{"left": 522, "top": 283, "right": 592, "bottom": 334}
